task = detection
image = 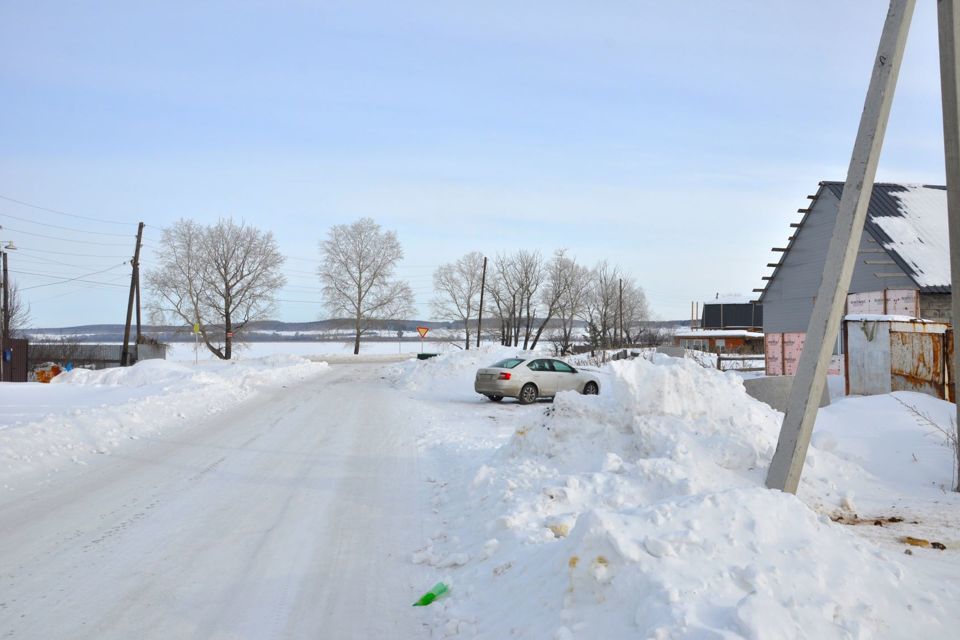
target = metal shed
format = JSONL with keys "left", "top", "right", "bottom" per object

{"left": 843, "top": 315, "right": 953, "bottom": 400}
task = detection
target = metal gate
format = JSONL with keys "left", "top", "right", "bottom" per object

{"left": 890, "top": 330, "right": 948, "bottom": 399}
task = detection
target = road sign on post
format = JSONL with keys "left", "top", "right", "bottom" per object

{"left": 417, "top": 326, "right": 429, "bottom": 353}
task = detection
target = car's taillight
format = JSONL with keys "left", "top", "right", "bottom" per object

{"left": 498, "top": 372, "right": 511, "bottom": 380}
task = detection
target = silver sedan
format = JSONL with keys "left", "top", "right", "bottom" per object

{"left": 474, "top": 357, "right": 600, "bottom": 404}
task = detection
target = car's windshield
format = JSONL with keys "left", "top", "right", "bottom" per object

{"left": 491, "top": 358, "right": 524, "bottom": 369}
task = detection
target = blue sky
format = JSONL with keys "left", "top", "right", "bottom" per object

{"left": 0, "top": 1, "right": 946, "bottom": 327}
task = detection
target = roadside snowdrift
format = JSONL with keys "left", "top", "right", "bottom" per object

{"left": 408, "top": 352, "right": 957, "bottom": 638}
{"left": 390, "top": 345, "right": 530, "bottom": 400}
{"left": 0, "top": 356, "right": 328, "bottom": 487}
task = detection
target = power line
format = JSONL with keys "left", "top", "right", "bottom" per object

{"left": 276, "top": 298, "right": 326, "bottom": 304}
{"left": 0, "top": 194, "right": 133, "bottom": 226}
{"left": 0, "top": 211, "right": 135, "bottom": 237}
{"left": 10, "top": 245, "right": 131, "bottom": 259}
{"left": 29, "top": 274, "right": 132, "bottom": 303}
{"left": 1, "top": 226, "right": 132, "bottom": 246}
{"left": 16, "top": 263, "right": 130, "bottom": 291}
{"left": 13, "top": 253, "right": 127, "bottom": 271}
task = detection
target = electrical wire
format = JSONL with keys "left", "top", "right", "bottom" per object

{"left": 29, "top": 273, "right": 132, "bottom": 303}
{"left": 276, "top": 298, "right": 325, "bottom": 304}
{"left": 12, "top": 248, "right": 132, "bottom": 269}
{"left": 16, "top": 263, "right": 130, "bottom": 291}
{"left": 1, "top": 226, "right": 133, "bottom": 246}
{"left": 0, "top": 194, "right": 133, "bottom": 225}
{"left": 9, "top": 245, "right": 131, "bottom": 259}
{"left": 0, "top": 211, "right": 135, "bottom": 237}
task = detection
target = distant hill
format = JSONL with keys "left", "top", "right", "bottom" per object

{"left": 25, "top": 318, "right": 688, "bottom": 343}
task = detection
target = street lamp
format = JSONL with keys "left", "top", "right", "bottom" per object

{"left": 0, "top": 238, "right": 17, "bottom": 383}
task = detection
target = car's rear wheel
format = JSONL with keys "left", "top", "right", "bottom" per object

{"left": 583, "top": 381, "right": 599, "bottom": 395}
{"left": 518, "top": 383, "right": 538, "bottom": 405}
{"left": 486, "top": 394, "right": 503, "bottom": 402}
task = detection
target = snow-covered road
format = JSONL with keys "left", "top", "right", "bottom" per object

{"left": 0, "top": 362, "right": 430, "bottom": 639}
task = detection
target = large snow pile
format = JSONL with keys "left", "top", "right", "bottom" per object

{"left": 389, "top": 344, "right": 533, "bottom": 400}
{"left": 413, "top": 355, "right": 956, "bottom": 638}
{"left": 0, "top": 355, "right": 328, "bottom": 488}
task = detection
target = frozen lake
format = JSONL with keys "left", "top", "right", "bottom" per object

{"left": 165, "top": 339, "right": 477, "bottom": 362}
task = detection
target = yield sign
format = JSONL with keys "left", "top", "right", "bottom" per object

{"left": 416, "top": 326, "right": 429, "bottom": 338}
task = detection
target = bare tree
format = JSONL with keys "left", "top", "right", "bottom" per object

{"left": 514, "top": 250, "right": 545, "bottom": 350}
{"left": 432, "top": 251, "right": 484, "bottom": 350}
{"left": 529, "top": 249, "right": 574, "bottom": 351}
{"left": 549, "top": 255, "right": 592, "bottom": 355}
{"left": 6, "top": 280, "right": 32, "bottom": 337}
{"left": 620, "top": 277, "right": 650, "bottom": 344}
{"left": 485, "top": 253, "right": 520, "bottom": 347}
{"left": 147, "top": 218, "right": 285, "bottom": 360}
{"left": 318, "top": 217, "right": 414, "bottom": 354}
{"left": 483, "top": 250, "right": 545, "bottom": 349}
{"left": 581, "top": 261, "right": 621, "bottom": 353}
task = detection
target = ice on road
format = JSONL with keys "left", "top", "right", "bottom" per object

{"left": 0, "top": 362, "right": 430, "bottom": 639}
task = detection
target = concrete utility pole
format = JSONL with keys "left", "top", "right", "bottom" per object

{"left": 476, "top": 256, "right": 487, "bottom": 349}
{"left": 766, "top": 0, "right": 916, "bottom": 494}
{"left": 120, "top": 222, "right": 145, "bottom": 367}
{"left": 938, "top": 0, "right": 960, "bottom": 491}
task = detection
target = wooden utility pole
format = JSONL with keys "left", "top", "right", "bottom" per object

{"left": 1, "top": 250, "right": 8, "bottom": 383}
{"left": 135, "top": 268, "right": 142, "bottom": 344}
{"left": 619, "top": 278, "right": 624, "bottom": 347}
{"left": 476, "top": 256, "right": 487, "bottom": 349}
{"left": 766, "top": 0, "right": 915, "bottom": 494}
{"left": 120, "top": 222, "right": 145, "bottom": 367}
{"left": 938, "top": 0, "right": 960, "bottom": 490}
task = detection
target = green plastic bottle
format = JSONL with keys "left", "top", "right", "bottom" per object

{"left": 412, "top": 582, "right": 449, "bottom": 606}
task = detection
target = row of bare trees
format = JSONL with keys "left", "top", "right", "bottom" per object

{"left": 147, "top": 217, "right": 414, "bottom": 358}
{"left": 144, "top": 216, "right": 650, "bottom": 359}
{"left": 432, "top": 249, "right": 651, "bottom": 354}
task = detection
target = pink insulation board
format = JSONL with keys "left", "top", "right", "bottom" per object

{"left": 783, "top": 332, "right": 806, "bottom": 376}
{"left": 765, "top": 333, "right": 783, "bottom": 376}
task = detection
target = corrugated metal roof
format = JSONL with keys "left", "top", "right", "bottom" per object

{"left": 822, "top": 182, "right": 949, "bottom": 292}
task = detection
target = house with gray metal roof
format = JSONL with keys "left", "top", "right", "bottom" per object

{"left": 756, "top": 181, "right": 951, "bottom": 335}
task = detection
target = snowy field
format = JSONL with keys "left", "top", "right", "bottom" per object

{"left": 1, "top": 346, "right": 958, "bottom": 637}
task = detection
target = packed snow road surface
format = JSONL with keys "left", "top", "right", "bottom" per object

{"left": 0, "top": 362, "right": 430, "bottom": 639}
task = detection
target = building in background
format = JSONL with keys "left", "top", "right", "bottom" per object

{"left": 674, "top": 295, "right": 764, "bottom": 353}
{"left": 756, "top": 181, "right": 950, "bottom": 380}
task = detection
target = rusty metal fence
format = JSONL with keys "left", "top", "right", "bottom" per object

{"left": 845, "top": 318, "right": 954, "bottom": 401}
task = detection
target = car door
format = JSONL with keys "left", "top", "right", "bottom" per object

{"left": 526, "top": 359, "right": 557, "bottom": 396}
{"left": 549, "top": 360, "right": 581, "bottom": 393}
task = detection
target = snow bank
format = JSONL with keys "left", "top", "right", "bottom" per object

{"left": 416, "top": 355, "right": 954, "bottom": 638}
{"left": 0, "top": 356, "right": 328, "bottom": 488}
{"left": 389, "top": 344, "right": 536, "bottom": 400}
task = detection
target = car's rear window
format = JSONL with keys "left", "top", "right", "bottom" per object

{"left": 492, "top": 358, "right": 524, "bottom": 369}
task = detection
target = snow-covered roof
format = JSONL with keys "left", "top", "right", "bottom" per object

{"left": 823, "top": 182, "right": 949, "bottom": 292}
{"left": 844, "top": 313, "right": 936, "bottom": 322}
{"left": 675, "top": 328, "right": 764, "bottom": 339}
